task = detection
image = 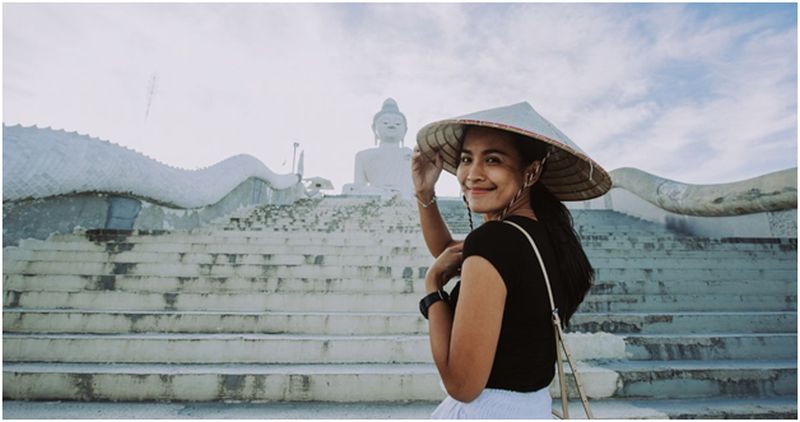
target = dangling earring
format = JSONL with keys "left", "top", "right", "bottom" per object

{"left": 462, "top": 194, "right": 474, "bottom": 232}
{"left": 498, "top": 185, "right": 526, "bottom": 221}
{"left": 525, "top": 171, "right": 535, "bottom": 187}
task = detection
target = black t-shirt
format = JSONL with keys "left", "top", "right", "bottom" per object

{"left": 450, "top": 215, "right": 562, "bottom": 392}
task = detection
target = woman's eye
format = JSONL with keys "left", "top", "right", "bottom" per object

{"left": 460, "top": 156, "right": 472, "bottom": 164}
{"left": 486, "top": 156, "right": 500, "bottom": 164}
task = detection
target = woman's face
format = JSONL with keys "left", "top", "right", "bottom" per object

{"left": 457, "top": 127, "right": 526, "bottom": 217}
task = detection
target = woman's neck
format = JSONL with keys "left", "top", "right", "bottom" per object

{"left": 485, "top": 189, "right": 538, "bottom": 222}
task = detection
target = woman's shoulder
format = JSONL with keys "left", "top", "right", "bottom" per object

{"left": 464, "top": 217, "right": 536, "bottom": 253}
{"left": 462, "top": 217, "right": 541, "bottom": 290}
{"left": 468, "top": 216, "right": 539, "bottom": 237}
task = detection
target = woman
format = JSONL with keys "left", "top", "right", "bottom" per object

{"left": 411, "top": 102, "right": 611, "bottom": 419}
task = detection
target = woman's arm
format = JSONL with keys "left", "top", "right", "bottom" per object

{"left": 416, "top": 193, "right": 460, "bottom": 257}
{"left": 412, "top": 147, "right": 458, "bottom": 257}
{"left": 426, "top": 250, "right": 507, "bottom": 403}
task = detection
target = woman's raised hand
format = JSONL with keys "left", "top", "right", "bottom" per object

{"left": 412, "top": 146, "right": 443, "bottom": 198}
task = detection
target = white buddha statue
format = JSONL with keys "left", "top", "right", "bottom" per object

{"left": 343, "top": 98, "right": 413, "bottom": 198}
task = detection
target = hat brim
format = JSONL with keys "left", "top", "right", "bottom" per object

{"left": 417, "top": 119, "right": 611, "bottom": 201}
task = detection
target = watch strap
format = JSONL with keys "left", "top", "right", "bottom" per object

{"left": 419, "top": 289, "right": 449, "bottom": 319}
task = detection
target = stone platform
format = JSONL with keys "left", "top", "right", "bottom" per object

{"left": 3, "top": 196, "right": 797, "bottom": 418}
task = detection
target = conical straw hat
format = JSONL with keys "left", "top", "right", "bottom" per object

{"left": 416, "top": 101, "right": 611, "bottom": 201}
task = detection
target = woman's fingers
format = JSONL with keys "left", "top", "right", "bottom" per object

{"left": 411, "top": 147, "right": 443, "bottom": 166}
{"left": 433, "top": 152, "right": 444, "bottom": 169}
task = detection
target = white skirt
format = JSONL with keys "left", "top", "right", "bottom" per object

{"left": 431, "top": 386, "right": 552, "bottom": 419}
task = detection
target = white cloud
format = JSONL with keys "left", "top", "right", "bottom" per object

{"left": 4, "top": 3, "right": 796, "bottom": 197}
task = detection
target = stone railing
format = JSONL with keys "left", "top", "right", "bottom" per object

{"left": 3, "top": 125, "right": 300, "bottom": 209}
{"left": 609, "top": 167, "right": 797, "bottom": 217}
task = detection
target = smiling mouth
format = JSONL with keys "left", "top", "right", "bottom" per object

{"left": 468, "top": 188, "right": 495, "bottom": 195}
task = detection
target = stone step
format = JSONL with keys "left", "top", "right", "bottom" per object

{"left": 578, "top": 228, "right": 678, "bottom": 236}
{"left": 589, "top": 279, "right": 795, "bottom": 295}
{"left": 626, "top": 248, "right": 784, "bottom": 260}
{"left": 622, "top": 333, "right": 797, "bottom": 360}
{"left": 5, "top": 273, "right": 794, "bottom": 296}
{"left": 7, "top": 289, "right": 796, "bottom": 313}
{"left": 3, "top": 261, "right": 413, "bottom": 278}
{"left": 220, "top": 212, "right": 416, "bottom": 218}
{"left": 232, "top": 210, "right": 418, "bottom": 217}
{"left": 3, "top": 274, "right": 426, "bottom": 295}
{"left": 2, "top": 362, "right": 445, "bottom": 402}
{"left": 225, "top": 212, "right": 666, "bottom": 226}
{"left": 2, "top": 309, "right": 427, "bottom": 335}
{"left": 224, "top": 207, "right": 648, "bottom": 220}
{"left": 567, "top": 396, "right": 798, "bottom": 419}
{"left": 5, "top": 331, "right": 793, "bottom": 364}
{"left": 16, "top": 241, "right": 437, "bottom": 255}
{"left": 227, "top": 216, "right": 421, "bottom": 223}
{"left": 590, "top": 396, "right": 798, "bottom": 419}
{"left": 230, "top": 227, "right": 677, "bottom": 236}
{"left": 220, "top": 227, "right": 424, "bottom": 234}
{"left": 570, "top": 311, "right": 798, "bottom": 334}
{"left": 599, "top": 359, "right": 797, "bottom": 399}
{"left": 3, "top": 290, "right": 420, "bottom": 312}
{"left": 25, "top": 233, "right": 797, "bottom": 252}
{"left": 7, "top": 289, "right": 795, "bottom": 313}
{"left": 6, "top": 309, "right": 795, "bottom": 336}
{"left": 581, "top": 237, "right": 797, "bottom": 252}
{"left": 3, "top": 250, "right": 430, "bottom": 265}
{"left": 224, "top": 216, "right": 671, "bottom": 228}
{"left": 593, "top": 268, "right": 795, "bottom": 283}
{"left": 2, "top": 333, "right": 433, "bottom": 364}
{"left": 574, "top": 219, "right": 671, "bottom": 227}
{"left": 1, "top": 400, "right": 440, "bottom": 419}
{"left": 580, "top": 294, "right": 797, "bottom": 312}
{"left": 3, "top": 396, "right": 796, "bottom": 419}
{"left": 46, "top": 232, "right": 428, "bottom": 246}
{"left": 1, "top": 361, "right": 616, "bottom": 402}
{"left": 4, "top": 260, "right": 795, "bottom": 282}
{"left": 6, "top": 247, "right": 794, "bottom": 265}
{"left": 38, "top": 228, "right": 800, "bottom": 243}
{"left": 1, "top": 331, "right": 621, "bottom": 362}
{"left": 4, "top": 360, "right": 793, "bottom": 402}
{"left": 15, "top": 237, "right": 795, "bottom": 258}
{"left": 590, "top": 257, "right": 795, "bottom": 269}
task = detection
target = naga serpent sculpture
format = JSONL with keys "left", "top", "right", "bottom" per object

{"left": 609, "top": 167, "right": 797, "bottom": 217}
{"left": 3, "top": 124, "right": 300, "bottom": 209}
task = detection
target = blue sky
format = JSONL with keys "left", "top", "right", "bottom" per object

{"left": 4, "top": 3, "right": 797, "bottom": 198}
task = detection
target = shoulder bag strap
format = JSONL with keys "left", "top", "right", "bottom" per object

{"left": 503, "top": 220, "right": 593, "bottom": 419}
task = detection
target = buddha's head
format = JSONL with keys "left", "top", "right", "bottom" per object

{"left": 372, "top": 98, "right": 407, "bottom": 146}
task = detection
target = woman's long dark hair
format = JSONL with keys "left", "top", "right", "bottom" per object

{"left": 514, "top": 134, "right": 593, "bottom": 327}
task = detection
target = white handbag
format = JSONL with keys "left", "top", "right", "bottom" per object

{"left": 503, "top": 220, "right": 593, "bottom": 419}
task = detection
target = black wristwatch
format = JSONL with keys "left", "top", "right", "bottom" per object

{"left": 419, "top": 289, "right": 450, "bottom": 319}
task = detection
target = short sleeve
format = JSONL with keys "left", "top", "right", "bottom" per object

{"left": 462, "top": 221, "right": 527, "bottom": 291}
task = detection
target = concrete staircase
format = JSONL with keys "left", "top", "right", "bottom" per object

{"left": 3, "top": 196, "right": 797, "bottom": 418}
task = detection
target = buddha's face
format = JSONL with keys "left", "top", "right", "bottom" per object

{"left": 374, "top": 113, "right": 407, "bottom": 144}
